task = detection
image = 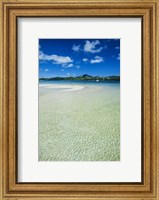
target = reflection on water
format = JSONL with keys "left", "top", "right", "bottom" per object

{"left": 39, "top": 81, "right": 120, "bottom": 161}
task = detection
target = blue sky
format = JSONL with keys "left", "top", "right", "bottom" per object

{"left": 39, "top": 39, "right": 120, "bottom": 78}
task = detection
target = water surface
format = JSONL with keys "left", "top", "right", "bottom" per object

{"left": 39, "top": 81, "right": 120, "bottom": 161}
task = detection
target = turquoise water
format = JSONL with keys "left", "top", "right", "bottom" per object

{"left": 39, "top": 80, "right": 120, "bottom": 86}
{"left": 39, "top": 81, "right": 120, "bottom": 161}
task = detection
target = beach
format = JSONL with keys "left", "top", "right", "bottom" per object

{"left": 39, "top": 81, "right": 120, "bottom": 161}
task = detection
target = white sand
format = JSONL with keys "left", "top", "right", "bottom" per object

{"left": 39, "top": 84, "right": 85, "bottom": 92}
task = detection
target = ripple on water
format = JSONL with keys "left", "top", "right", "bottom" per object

{"left": 39, "top": 84, "right": 120, "bottom": 161}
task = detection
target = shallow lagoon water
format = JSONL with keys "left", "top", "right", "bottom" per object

{"left": 39, "top": 81, "right": 120, "bottom": 161}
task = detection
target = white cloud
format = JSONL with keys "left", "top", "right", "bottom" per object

{"left": 76, "top": 65, "right": 80, "bottom": 69}
{"left": 67, "top": 73, "right": 70, "bottom": 76}
{"left": 115, "top": 46, "right": 120, "bottom": 50}
{"left": 65, "top": 63, "right": 73, "bottom": 68}
{"left": 117, "top": 54, "right": 120, "bottom": 60}
{"left": 39, "top": 51, "right": 44, "bottom": 59}
{"left": 61, "top": 63, "right": 74, "bottom": 68}
{"left": 83, "top": 40, "right": 103, "bottom": 53}
{"left": 83, "top": 58, "right": 88, "bottom": 62}
{"left": 72, "top": 44, "right": 80, "bottom": 52}
{"left": 61, "top": 69, "right": 65, "bottom": 71}
{"left": 39, "top": 51, "right": 73, "bottom": 65}
{"left": 90, "top": 56, "right": 104, "bottom": 64}
{"left": 45, "top": 68, "right": 49, "bottom": 71}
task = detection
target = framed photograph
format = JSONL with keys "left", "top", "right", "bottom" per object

{"left": 0, "top": 0, "right": 159, "bottom": 199}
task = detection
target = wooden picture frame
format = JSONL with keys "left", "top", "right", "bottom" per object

{"left": 0, "top": 0, "right": 159, "bottom": 199}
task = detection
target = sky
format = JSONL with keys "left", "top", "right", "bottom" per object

{"left": 39, "top": 39, "right": 120, "bottom": 78}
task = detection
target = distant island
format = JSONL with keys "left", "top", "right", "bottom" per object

{"left": 39, "top": 74, "right": 120, "bottom": 82}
